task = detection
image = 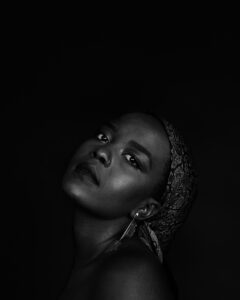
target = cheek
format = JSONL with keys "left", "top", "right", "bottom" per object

{"left": 106, "top": 171, "right": 150, "bottom": 205}
{"left": 110, "top": 172, "right": 136, "bottom": 191}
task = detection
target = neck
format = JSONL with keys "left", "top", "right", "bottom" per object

{"left": 71, "top": 205, "right": 129, "bottom": 270}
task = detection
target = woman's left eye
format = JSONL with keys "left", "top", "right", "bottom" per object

{"left": 96, "top": 132, "right": 109, "bottom": 143}
{"left": 125, "top": 153, "right": 140, "bottom": 169}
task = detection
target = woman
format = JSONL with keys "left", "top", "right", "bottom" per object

{"left": 58, "top": 111, "right": 197, "bottom": 300}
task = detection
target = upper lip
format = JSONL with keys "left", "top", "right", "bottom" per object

{"left": 74, "top": 161, "right": 99, "bottom": 185}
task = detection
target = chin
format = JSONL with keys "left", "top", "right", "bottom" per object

{"left": 62, "top": 173, "right": 79, "bottom": 197}
{"left": 62, "top": 176, "right": 93, "bottom": 207}
{"left": 62, "top": 176, "right": 81, "bottom": 197}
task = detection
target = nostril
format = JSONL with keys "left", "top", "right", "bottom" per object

{"left": 91, "top": 148, "right": 111, "bottom": 167}
{"left": 99, "top": 156, "right": 106, "bottom": 164}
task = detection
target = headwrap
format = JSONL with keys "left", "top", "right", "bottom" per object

{"left": 107, "top": 118, "right": 198, "bottom": 263}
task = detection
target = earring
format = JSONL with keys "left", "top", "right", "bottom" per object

{"left": 116, "top": 212, "right": 139, "bottom": 244}
{"left": 135, "top": 211, "right": 140, "bottom": 218}
{"left": 134, "top": 208, "right": 147, "bottom": 220}
{"left": 106, "top": 214, "right": 138, "bottom": 253}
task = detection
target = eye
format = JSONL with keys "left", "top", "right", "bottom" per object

{"left": 125, "top": 153, "right": 141, "bottom": 170}
{"left": 96, "top": 132, "right": 109, "bottom": 143}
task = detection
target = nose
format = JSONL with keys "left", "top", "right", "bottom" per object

{"left": 91, "top": 147, "right": 111, "bottom": 167}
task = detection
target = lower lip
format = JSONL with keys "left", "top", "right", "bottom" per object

{"left": 73, "top": 168, "right": 98, "bottom": 185}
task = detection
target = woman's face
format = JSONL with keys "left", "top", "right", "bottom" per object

{"left": 62, "top": 113, "right": 170, "bottom": 219}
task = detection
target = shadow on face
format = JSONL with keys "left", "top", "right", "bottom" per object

{"left": 62, "top": 112, "right": 170, "bottom": 219}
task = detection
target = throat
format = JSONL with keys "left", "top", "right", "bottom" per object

{"left": 72, "top": 205, "right": 129, "bottom": 270}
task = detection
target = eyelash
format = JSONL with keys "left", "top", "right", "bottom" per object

{"left": 96, "top": 132, "right": 141, "bottom": 170}
{"left": 124, "top": 153, "right": 140, "bottom": 169}
{"left": 96, "top": 132, "right": 109, "bottom": 143}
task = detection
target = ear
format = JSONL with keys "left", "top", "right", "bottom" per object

{"left": 130, "top": 198, "right": 161, "bottom": 221}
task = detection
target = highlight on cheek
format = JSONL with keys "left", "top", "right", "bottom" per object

{"left": 111, "top": 174, "right": 136, "bottom": 190}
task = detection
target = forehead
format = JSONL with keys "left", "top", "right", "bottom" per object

{"left": 111, "top": 113, "right": 170, "bottom": 162}
{"left": 114, "top": 113, "right": 162, "bottom": 133}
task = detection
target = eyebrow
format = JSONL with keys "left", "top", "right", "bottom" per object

{"left": 102, "top": 122, "right": 118, "bottom": 132}
{"left": 128, "top": 140, "right": 152, "bottom": 168}
{"left": 102, "top": 122, "right": 152, "bottom": 168}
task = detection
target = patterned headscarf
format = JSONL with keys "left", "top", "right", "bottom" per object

{"left": 107, "top": 118, "right": 198, "bottom": 263}
{"left": 137, "top": 118, "right": 198, "bottom": 262}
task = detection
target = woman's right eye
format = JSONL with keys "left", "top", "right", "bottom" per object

{"left": 96, "top": 132, "right": 109, "bottom": 143}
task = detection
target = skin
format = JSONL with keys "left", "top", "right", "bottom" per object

{"left": 59, "top": 112, "right": 175, "bottom": 300}
{"left": 63, "top": 112, "right": 170, "bottom": 219}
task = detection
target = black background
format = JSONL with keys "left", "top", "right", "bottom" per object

{"left": 3, "top": 11, "right": 240, "bottom": 300}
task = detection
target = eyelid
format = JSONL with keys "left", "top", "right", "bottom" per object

{"left": 96, "top": 131, "right": 110, "bottom": 143}
{"left": 125, "top": 148, "right": 149, "bottom": 172}
{"left": 123, "top": 151, "right": 142, "bottom": 170}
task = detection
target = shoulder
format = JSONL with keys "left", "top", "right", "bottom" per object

{"left": 91, "top": 240, "right": 177, "bottom": 300}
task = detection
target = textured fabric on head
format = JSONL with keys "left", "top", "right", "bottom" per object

{"left": 137, "top": 118, "right": 198, "bottom": 262}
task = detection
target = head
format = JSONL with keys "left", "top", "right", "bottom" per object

{"left": 62, "top": 112, "right": 171, "bottom": 221}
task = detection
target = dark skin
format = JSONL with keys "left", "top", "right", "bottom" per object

{"left": 59, "top": 113, "right": 176, "bottom": 300}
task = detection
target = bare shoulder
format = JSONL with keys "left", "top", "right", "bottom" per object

{"left": 91, "top": 240, "right": 177, "bottom": 300}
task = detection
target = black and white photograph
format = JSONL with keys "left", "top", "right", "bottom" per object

{"left": 4, "top": 11, "right": 240, "bottom": 300}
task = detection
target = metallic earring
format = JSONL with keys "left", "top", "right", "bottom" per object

{"left": 106, "top": 214, "right": 139, "bottom": 253}
{"left": 135, "top": 211, "right": 140, "bottom": 218}
{"left": 134, "top": 207, "right": 147, "bottom": 219}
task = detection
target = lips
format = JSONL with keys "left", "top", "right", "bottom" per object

{"left": 74, "top": 161, "right": 99, "bottom": 185}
